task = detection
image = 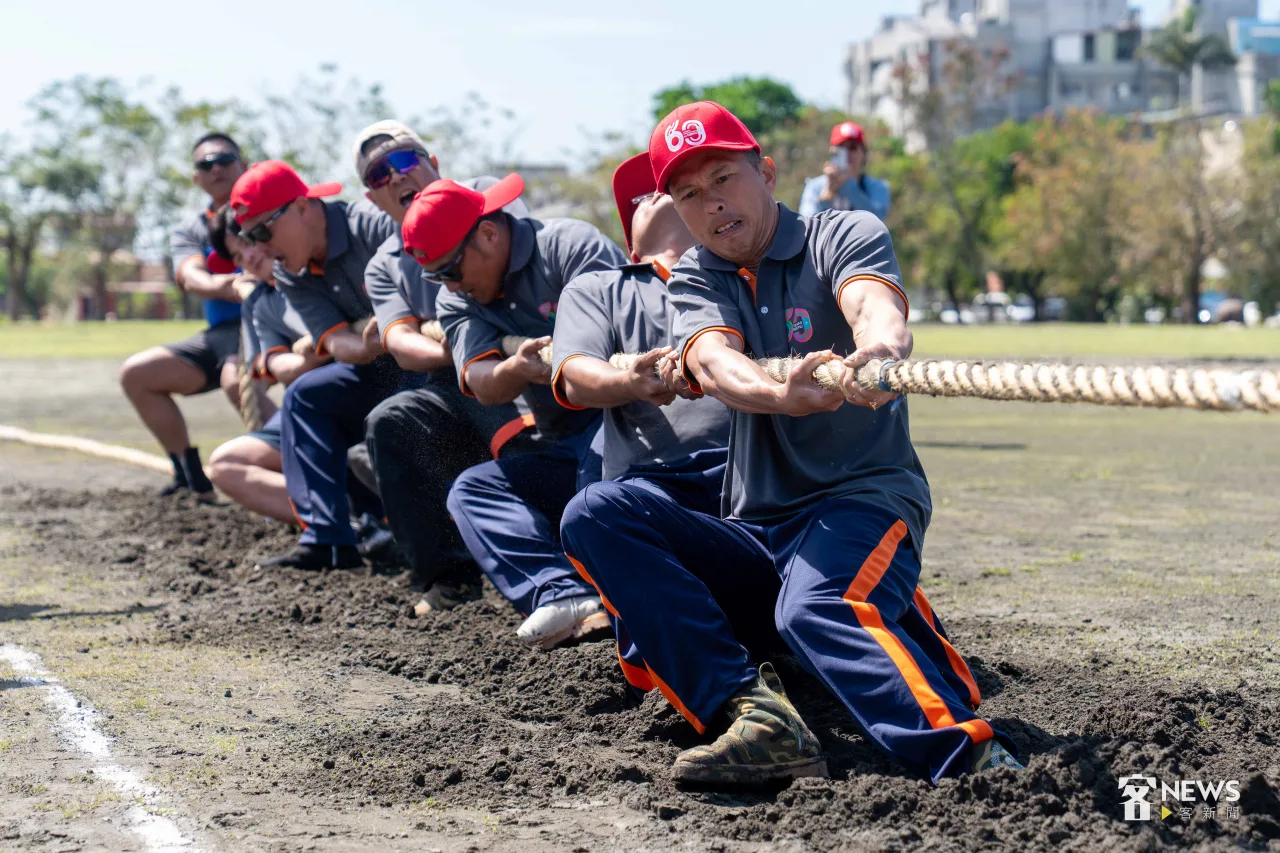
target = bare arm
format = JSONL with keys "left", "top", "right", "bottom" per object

{"left": 384, "top": 320, "right": 454, "bottom": 374}
{"left": 835, "top": 280, "right": 912, "bottom": 408}
{"left": 464, "top": 337, "right": 551, "bottom": 406}
{"left": 560, "top": 348, "right": 675, "bottom": 409}
{"left": 322, "top": 326, "right": 382, "bottom": 365}
{"left": 685, "top": 331, "right": 845, "bottom": 417}
{"left": 176, "top": 257, "right": 241, "bottom": 302}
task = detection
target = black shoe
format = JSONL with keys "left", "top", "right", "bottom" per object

{"left": 357, "top": 526, "right": 399, "bottom": 560}
{"left": 181, "top": 447, "right": 215, "bottom": 494}
{"left": 255, "top": 544, "right": 363, "bottom": 572}
{"left": 161, "top": 452, "right": 190, "bottom": 497}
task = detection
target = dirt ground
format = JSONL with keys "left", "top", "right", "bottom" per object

{"left": 2, "top": 355, "right": 1279, "bottom": 852}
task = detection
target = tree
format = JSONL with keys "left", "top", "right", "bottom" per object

{"left": 993, "top": 110, "right": 1143, "bottom": 321}
{"left": 1211, "top": 119, "right": 1280, "bottom": 315}
{"left": 1143, "top": 7, "right": 1236, "bottom": 108}
{"left": 890, "top": 39, "right": 1024, "bottom": 295}
{"left": 652, "top": 77, "right": 803, "bottom": 136}
{"left": 0, "top": 139, "right": 98, "bottom": 320}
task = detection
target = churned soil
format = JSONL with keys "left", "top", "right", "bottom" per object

{"left": 3, "top": 477, "right": 1279, "bottom": 852}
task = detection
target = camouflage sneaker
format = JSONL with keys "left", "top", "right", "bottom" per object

{"left": 971, "top": 739, "right": 1024, "bottom": 773}
{"left": 671, "top": 663, "right": 828, "bottom": 786}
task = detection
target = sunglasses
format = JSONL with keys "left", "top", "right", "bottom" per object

{"left": 364, "top": 149, "right": 427, "bottom": 189}
{"left": 418, "top": 223, "right": 478, "bottom": 283}
{"left": 242, "top": 201, "right": 292, "bottom": 245}
{"left": 194, "top": 152, "right": 241, "bottom": 172}
{"left": 631, "top": 191, "right": 658, "bottom": 206}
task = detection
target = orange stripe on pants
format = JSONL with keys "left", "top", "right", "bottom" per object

{"left": 566, "top": 552, "right": 702, "bottom": 732}
{"left": 844, "top": 523, "right": 993, "bottom": 745}
{"left": 913, "top": 586, "right": 982, "bottom": 710}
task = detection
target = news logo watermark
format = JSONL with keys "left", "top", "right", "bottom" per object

{"left": 1119, "top": 775, "right": 1243, "bottom": 821}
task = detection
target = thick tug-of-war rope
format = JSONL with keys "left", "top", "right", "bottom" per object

{"left": 416, "top": 320, "right": 1276, "bottom": 414}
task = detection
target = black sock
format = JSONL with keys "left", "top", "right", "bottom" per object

{"left": 168, "top": 453, "right": 189, "bottom": 487}
{"left": 182, "top": 447, "right": 214, "bottom": 493}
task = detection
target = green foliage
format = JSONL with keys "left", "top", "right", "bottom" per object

{"left": 652, "top": 77, "right": 803, "bottom": 136}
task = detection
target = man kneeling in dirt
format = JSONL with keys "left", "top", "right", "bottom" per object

{"left": 560, "top": 102, "right": 1021, "bottom": 787}
{"left": 552, "top": 152, "right": 731, "bottom": 690}
{"left": 204, "top": 205, "right": 330, "bottom": 522}
{"left": 354, "top": 121, "right": 533, "bottom": 611}
{"left": 120, "top": 133, "right": 249, "bottom": 497}
{"left": 404, "top": 175, "right": 627, "bottom": 649}
{"left": 230, "top": 161, "right": 404, "bottom": 571}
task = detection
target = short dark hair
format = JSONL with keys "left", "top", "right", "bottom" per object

{"left": 208, "top": 204, "right": 241, "bottom": 261}
{"left": 744, "top": 149, "right": 763, "bottom": 171}
{"left": 193, "top": 132, "right": 240, "bottom": 156}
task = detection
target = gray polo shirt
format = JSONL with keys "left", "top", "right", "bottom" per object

{"left": 436, "top": 214, "right": 627, "bottom": 442}
{"left": 367, "top": 176, "right": 531, "bottom": 340}
{"left": 668, "top": 203, "right": 930, "bottom": 547}
{"left": 273, "top": 199, "right": 396, "bottom": 353}
{"left": 551, "top": 262, "right": 730, "bottom": 480}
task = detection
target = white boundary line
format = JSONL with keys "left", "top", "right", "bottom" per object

{"left": 1, "top": 643, "right": 201, "bottom": 853}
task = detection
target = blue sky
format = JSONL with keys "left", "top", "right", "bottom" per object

{"left": 2, "top": 0, "right": 1277, "bottom": 167}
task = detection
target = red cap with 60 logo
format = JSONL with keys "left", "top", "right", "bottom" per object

{"left": 648, "top": 101, "right": 759, "bottom": 193}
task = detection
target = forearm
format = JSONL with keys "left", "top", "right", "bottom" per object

{"left": 466, "top": 357, "right": 529, "bottom": 406}
{"left": 386, "top": 325, "right": 453, "bottom": 373}
{"left": 177, "top": 262, "right": 238, "bottom": 301}
{"left": 687, "top": 338, "right": 789, "bottom": 416}
{"left": 265, "top": 352, "right": 313, "bottom": 385}
{"left": 561, "top": 357, "right": 635, "bottom": 409}
{"left": 323, "top": 328, "right": 378, "bottom": 365}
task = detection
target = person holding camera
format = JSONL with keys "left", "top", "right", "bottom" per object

{"left": 798, "top": 121, "right": 891, "bottom": 221}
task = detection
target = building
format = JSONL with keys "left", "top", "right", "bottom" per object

{"left": 843, "top": 0, "right": 1273, "bottom": 143}
{"left": 1176, "top": 0, "right": 1280, "bottom": 115}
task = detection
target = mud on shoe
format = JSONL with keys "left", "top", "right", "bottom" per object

{"left": 672, "top": 663, "right": 828, "bottom": 787}
{"left": 516, "top": 595, "right": 610, "bottom": 650}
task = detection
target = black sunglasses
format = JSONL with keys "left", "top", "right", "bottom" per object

{"left": 243, "top": 202, "right": 292, "bottom": 245}
{"left": 194, "top": 152, "right": 241, "bottom": 172}
{"left": 422, "top": 223, "right": 478, "bottom": 284}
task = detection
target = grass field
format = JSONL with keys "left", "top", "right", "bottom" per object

{"left": 1, "top": 318, "right": 1278, "bottom": 360}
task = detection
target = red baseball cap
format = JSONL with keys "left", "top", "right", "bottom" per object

{"left": 230, "top": 160, "right": 341, "bottom": 224}
{"left": 830, "top": 121, "right": 866, "bottom": 147}
{"left": 612, "top": 152, "right": 655, "bottom": 258}
{"left": 648, "top": 101, "right": 760, "bottom": 193}
{"left": 402, "top": 173, "right": 524, "bottom": 263}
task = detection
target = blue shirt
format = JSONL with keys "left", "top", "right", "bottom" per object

{"left": 170, "top": 207, "right": 242, "bottom": 328}
{"left": 798, "top": 173, "right": 892, "bottom": 221}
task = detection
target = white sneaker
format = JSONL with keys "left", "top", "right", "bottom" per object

{"left": 516, "top": 595, "right": 610, "bottom": 650}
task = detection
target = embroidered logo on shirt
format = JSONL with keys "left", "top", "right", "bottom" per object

{"left": 538, "top": 301, "right": 558, "bottom": 322}
{"left": 786, "top": 308, "right": 813, "bottom": 343}
{"left": 664, "top": 120, "right": 707, "bottom": 153}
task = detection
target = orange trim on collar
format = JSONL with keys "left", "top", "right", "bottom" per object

{"left": 307, "top": 261, "right": 325, "bottom": 276}
{"left": 651, "top": 261, "right": 671, "bottom": 282}
{"left": 736, "top": 267, "right": 757, "bottom": 302}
